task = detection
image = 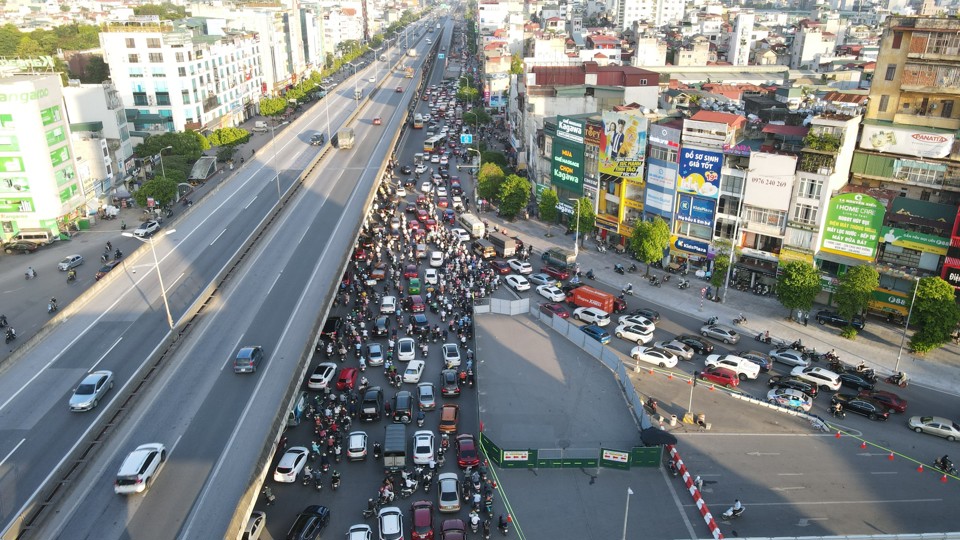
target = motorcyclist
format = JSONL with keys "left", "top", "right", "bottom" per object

{"left": 5, "top": 327, "right": 15, "bottom": 341}
{"left": 732, "top": 499, "right": 742, "bottom": 515}
{"left": 894, "top": 371, "right": 908, "bottom": 384}
{"left": 939, "top": 455, "right": 952, "bottom": 471}
{"left": 26, "top": 267, "right": 36, "bottom": 278}
{"left": 469, "top": 510, "right": 480, "bottom": 531}
{"left": 67, "top": 269, "right": 77, "bottom": 281}
{"left": 832, "top": 402, "right": 843, "bottom": 415}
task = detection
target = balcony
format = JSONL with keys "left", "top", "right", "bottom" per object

{"left": 802, "top": 132, "right": 842, "bottom": 154}
{"left": 202, "top": 96, "right": 219, "bottom": 113}
{"left": 798, "top": 153, "right": 836, "bottom": 175}
{"left": 892, "top": 112, "right": 960, "bottom": 131}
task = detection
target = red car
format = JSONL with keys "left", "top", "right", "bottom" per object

{"left": 858, "top": 389, "right": 908, "bottom": 413}
{"left": 542, "top": 266, "right": 570, "bottom": 280}
{"left": 440, "top": 518, "right": 466, "bottom": 540}
{"left": 396, "top": 86, "right": 403, "bottom": 93}
{"left": 417, "top": 209, "right": 429, "bottom": 221}
{"left": 411, "top": 500, "right": 434, "bottom": 540}
{"left": 490, "top": 260, "right": 511, "bottom": 274}
{"left": 408, "top": 219, "right": 421, "bottom": 230}
{"left": 456, "top": 434, "right": 480, "bottom": 468}
{"left": 424, "top": 218, "right": 437, "bottom": 231}
{"left": 353, "top": 247, "right": 367, "bottom": 260}
{"left": 437, "top": 198, "right": 449, "bottom": 208}
{"left": 407, "top": 295, "right": 426, "bottom": 313}
{"left": 700, "top": 367, "right": 739, "bottom": 388}
{"left": 442, "top": 209, "right": 455, "bottom": 224}
{"left": 404, "top": 265, "right": 419, "bottom": 278}
{"left": 336, "top": 367, "right": 358, "bottom": 390}
{"left": 95, "top": 260, "right": 121, "bottom": 281}
{"left": 539, "top": 303, "right": 570, "bottom": 318}
{"left": 373, "top": 117, "right": 382, "bottom": 125}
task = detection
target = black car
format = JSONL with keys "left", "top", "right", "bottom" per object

{"left": 737, "top": 350, "right": 773, "bottom": 372}
{"left": 440, "top": 369, "right": 460, "bottom": 397}
{"left": 831, "top": 393, "right": 889, "bottom": 420}
{"left": 838, "top": 371, "right": 876, "bottom": 391}
{"left": 401, "top": 165, "right": 413, "bottom": 174}
{"left": 409, "top": 313, "right": 429, "bottom": 334}
{"left": 631, "top": 308, "right": 660, "bottom": 322}
{"left": 286, "top": 505, "right": 330, "bottom": 540}
{"left": 360, "top": 386, "right": 384, "bottom": 422}
{"left": 561, "top": 282, "right": 584, "bottom": 295}
{"left": 767, "top": 375, "right": 819, "bottom": 399}
{"left": 673, "top": 334, "right": 713, "bottom": 355}
{"left": 316, "top": 316, "right": 342, "bottom": 350}
{"left": 393, "top": 390, "right": 414, "bottom": 423}
{"left": 3, "top": 240, "right": 39, "bottom": 254}
{"left": 309, "top": 134, "right": 326, "bottom": 146}
{"left": 815, "top": 310, "right": 865, "bottom": 331}
{"left": 374, "top": 316, "right": 391, "bottom": 337}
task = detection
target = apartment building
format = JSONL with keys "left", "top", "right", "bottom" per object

{"left": 100, "top": 16, "right": 264, "bottom": 134}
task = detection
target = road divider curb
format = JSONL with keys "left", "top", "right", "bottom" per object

{"left": 668, "top": 445, "right": 723, "bottom": 539}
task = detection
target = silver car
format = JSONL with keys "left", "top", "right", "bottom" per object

{"left": 417, "top": 382, "right": 436, "bottom": 410}
{"left": 699, "top": 324, "right": 740, "bottom": 344}
{"left": 69, "top": 370, "right": 114, "bottom": 411}
{"left": 58, "top": 254, "right": 84, "bottom": 271}
{"left": 653, "top": 340, "right": 695, "bottom": 361}
{"left": 769, "top": 348, "right": 810, "bottom": 367}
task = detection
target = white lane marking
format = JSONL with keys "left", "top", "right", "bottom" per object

{"left": 89, "top": 338, "right": 123, "bottom": 371}
{"left": 244, "top": 195, "right": 258, "bottom": 209}
{"left": 871, "top": 471, "right": 898, "bottom": 475}
{"left": 166, "top": 273, "right": 185, "bottom": 293}
{"left": 772, "top": 486, "right": 806, "bottom": 491}
{"left": 171, "top": 434, "right": 183, "bottom": 454}
{"left": 0, "top": 438, "right": 26, "bottom": 469}
{"left": 662, "top": 461, "right": 699, "bottom": 538}
{"left": 221, "top": 335, "right": 245, "bottom": 372}
{"left": 777, "top": 472, "right": 803, "bottom": 476}
{"left": 746, "top": 451, "right": 780, "bottom": 456}
{"left": 685, "top": 497, "right": 942, "bottom": 508}
{"left": 210, "top": 229, "right": 227, "bottom": 246}
{"left": 797, "top": 518, "right": 829, "bottom": 526}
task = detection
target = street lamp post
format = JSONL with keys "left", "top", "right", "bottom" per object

{"left": 621, "top": 488, "right": 634, "bottom": 540}
{"left": 895, "top": 278, "right": 920, "bottom": 372}
{"left": 123, "top": 229, "right": 177, "bottom": 329}
{"left": 569, "top": 197, "right": 581, "bottom": 258}
{"left": 269, "top": 122, "right": 281, "bottom": 204}
{"left": 347, "top": 61, "right": 360, "bottom": 104}
{"left": 158, "top": 145, "right": 173, "bottom": 180}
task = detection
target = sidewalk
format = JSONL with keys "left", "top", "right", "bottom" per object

{"left": 480, "top": 212, "right": 960, "bottom": 395}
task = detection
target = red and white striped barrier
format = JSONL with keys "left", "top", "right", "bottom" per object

{"left": 667, "top": 444, "right": 723, "bottom": 540}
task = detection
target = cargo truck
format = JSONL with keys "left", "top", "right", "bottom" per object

{"left": 487, "top": 232, "right": 518, "bottom": 258}
{"left": 541, "top": 247, "right": 576, "bottom": 269}
{"left": 383, "top": 424, "right": 407, "bottom": 471}
{"left": 459, "top": 213, "right": 485, "bottom": 238}
{"left": 407, "top": 49, "right": 418, "bottom": 57}
{"left": 567, "top": 285, "right": 626, "bottom": 313}
{"left": 333, "top": 128, "right": 355, "bottom": 149}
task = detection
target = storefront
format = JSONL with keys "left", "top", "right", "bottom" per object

{"left": 669, "top": 235, "right": 713, "bottom": 274}
{"left": 732, "top": 248, "right": 779, "bottom": 292}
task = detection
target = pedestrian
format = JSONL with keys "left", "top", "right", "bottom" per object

{"left": 803, "top": 312, "right": 809, "bottom": 326}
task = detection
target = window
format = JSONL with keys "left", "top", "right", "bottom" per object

{"left": 892, "top": 31, "right": 903, "bottom": 49}
{"left": 792, "top": 203, "right": 818, "bottom": 225}
{"left": 720, "top": 173, "right": 743, "bottom": 195}
{"left": 128, "top": 54, "right": 139, "bottom": 63}
{"left": 648, "top": 145, "right": 677, "bottom": 162}
{"left": 885, "top": 65, "right": 896, "bottom": 81}
{"left": 125, "top": 38, "right": 135, "bottom": 48}
{"left": 148, "top": 53, "right": 163, "bottom": 63}
{"left": 878, "top": 95, "right": 890, "bottom": 112}
{"left": 155, "top": 92, "right": 171, "bottom": 106}
{"left": 129, "top": 67, "right": 143, "bottom": 78}
{"left": 797, "top": 176, "right": 822, "bottom": 199}
{"left": 743, "top": 206, "right": 786, "bottom": 230}
{"left": 182, "top": 90, "right": 190, "bottom": 103}
{"left": 639, "top": 78, "right": 647, "bottom": 85}
{"left": 878, "top": 244, "right": 920, "bottom": 267}
{"left": 178, "top": 67, "right": 186, "bottom": 77}
{"left": 942, "top": 100, "right": 954, "bottom": 118}
{"left": 147, "top": 38, "right": 161, "bottom": 48}
{"left": 175, "top": 52, "right": 184, "bottom": 62}
{"left": 133, "top": 92, "right": 148, "bottom": 106}
{"left": 895, "top": 160, "right": 945, "bottom": 187}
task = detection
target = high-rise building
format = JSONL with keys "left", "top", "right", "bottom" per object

{"left": 729, "top": 10, "right": 755, "bottom": 66}
{"left": 100, "top": 16, "right": 264, "bottom": 134}
{"left": 0, "top": 73, "right": 86, "bottom": 240}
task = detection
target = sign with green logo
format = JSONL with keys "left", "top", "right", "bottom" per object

{"left": 880, "top": 226, "right": 949, "bottom": 255}
{"left": 820, "top": 193, "right": 885, "bottom": 261}
{"left": 868, "top": 287, "right": 910, "bottom": 315}
{"left": 551, "top": 137, "right": 584, "bottom": 195}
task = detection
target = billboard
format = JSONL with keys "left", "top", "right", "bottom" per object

{"left": 880, "top": 226, "right": 949, "bottom": 255}
{"left": 556, "top": 116, "right": 585, "bottom": 144}
{"left": 649, "top": 125, "right": 681, "bottom": 149}
{"left": 860, "top": 124, "right": 954, "bottom": 159}
{"left": 599, "top": 111, "right": 648, "bottom": 178}
{"left": 819, "top": 193, "right": 885, "bottom": 261}
{"left": 677, "top": 147, "right": 722, "bottom": 199}
{"left": 744, "top": 153, "right": 797, "bottom": 211}
{"left": 644, "top": 158, "right": 676, "bottom": 218}
{"left": 551, "top": 138, "right": 584, "bottom": 195}
{"left": 675, "top": 194, "right": 716, "bottom": 227}
{"left": 584, "top": 120, "right": 602, "bottom": 147}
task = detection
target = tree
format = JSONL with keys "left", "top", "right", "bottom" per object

{"left": 497, "top": 175, "right": 530, "bottom": 219}
{"left": 710, "top": 256, "right": 730, "bottom": 290}
{"left": 259, "top": 97, "right": 287, "bottom": 117}
{"left": 457, "top": 86, "right": 480, "bottom": 103}
{"left": 910, "top": 277, "right": 960, "bottom": 353}
{"left": 776, "top": 261, "right": 822, "bottom": 316}
{"left": 570, "top": 197, "right": 596, "bottom": 246}
{"left": 627, "top": 217, "right": 670, "bottom": 276}
{"left": 510, "top": 53, "right": 523, "bottom": 75}
{"left": 133, "top": 176, "right": 178, "bottom": 208}
{"left": 206, "top": 127, "right": 251, "bottom": 147}
{"left": 480, "top": 151, "right": 508, "bottom": 170}
{"left": 133, "top": 2, "right": 186, "bottom": 19}
{"left": 476, "top": 162, "right": 505, "bottom": 201}
{"left": 80, "top": 55, "right": 110, "bottom": 84}
{"left": 539, "top": 189, "right": 559, "bottom": 223}
{"left": 16, "top": 36, "right": 42, "bottom": 57}
{"left": 462, "top": 109, "right": 492, "bottom": 125}
{"left": 835, "top": 265, "right": 879, "bottom": 324}
{"left": 134, "top": 131, "right": 209, "bottom": 163}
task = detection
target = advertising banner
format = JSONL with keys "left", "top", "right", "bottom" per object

{"left": 551, "top": 138, "right": 584, "bottom": 195}
{"left": 584, "top": 120, "right": 602, "bottom": 147}
{"left": 670, "top": 235, "right": 710, "bottom": 257}
{"left": 881, "top": 226, "right": 949, "bottom": 255}
{"left": 675, "top": 194, "right": 716, "bottom": 227}
{"left": 649, "top": 125, "right": 681, "bottom": 149}
{"left": 867, "top": 288, "right": 911, "bottom": 315}
{"left": 744, "top": 153, "right": 797, "bottom": 211}
{"left": 646, "top": 159, "right": 676, "bottom": 190}
{"left": 599, "top": 111, "right": 648, "bottom": 178}
{"left": 677, "top": 147, "right": 722, "bottom": 199}
{"left": 860, "top": 124, "right": 954, "bottom": 159}
{"left": 820, "top": 193, "right": 886, "bottom": 261}
{"left": 644, "top": 189, "right": 673, "bottom": 218}
{"left": 556, "top": 116, "right": 585, "bottom": 144}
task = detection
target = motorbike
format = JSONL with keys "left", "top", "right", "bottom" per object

{"left": 756, "top": 332, "right": 772, "bottom": 344}
{"left": 363, "top": 499, "right": 381, "bottom": 519}
{"left": 886, "top": 373, "right": 908, "bottom": 388}
{"left": 627, "top": 263, "right": 638, "bottom": 273}
{"left": 831, "top": 407, "right": 846, "bottom": 419}
{"left": 422, "top": 469, "right": 434, "bottom": 491}
{"left": 722, "top": 504, "right": 745, "bottom": 520}
{"left": 733, "top": 314, "right": 747, "bottom": 325}
{"left": 325, "top": 343, "right": 333, "bottom": 358}
{"left": 678, "top": 278, "right": 690, "bottom": 290}
{"left": 648, "top": 276, "right": 661, "bottom": 287}
{"left": 705, "top": 316, "right": 718, "bottom": 325}
{"left": 614, "top": 264, "right": 625, "bottom": 275}
{"left": 400, "top": 478, "right": 419, "bottom": 498}
{"left": 24, "top": 269, "right": 37, "bottom": 280}
{"left": 790, "top": 339, "right": 805, "bottom": 352}
{"left": 302, "top": 466, "right": 313, "bottom": 486}
{"left": 0, "top": 315, "right": 6, "bottom": 328}
{"left": 67, "top": 270, "right": 77, "bottom": 283}
{"left": 114, "top": 249, "right": 123, "bottom": 261}
{"left": 934, "top": 457, "right": 957, "bottom": 475}
{"left": 470, "top": 511, "right": 481, "bottom": 533}
{"left": 622, "top": 284, "right": 634, "bottom": 296}
{"left": 662, "top": 274, "right": 671, "bottom": 283}
{"left": 314, "top": 469, "right": 323, "bottom": 491}
{"left": 331, "top": 471, "right": 341, "bottom": 490}
{"left": 261, "top": 486, "right": 276, "bottom": 506}
{"left": 668, "top": 459, "right": 678, "bottom": 477}
{"left": 585, "top": 269, "right": 595, "bottom": 280}
{"left": 47, "top": 301, "right": 58, "bottom": 314}
{"left": 417, "top": 411, "right": 425, "bottom": 427}
{"left": 4, "top": 328, "right": 16, "bottom": 344}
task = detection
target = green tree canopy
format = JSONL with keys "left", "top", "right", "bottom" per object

{"left": 835, "top": 265, "right": 879, "bottom": 323}
{"left": 539, "top": 189, "right": 559, "bottom": 223}
{"left": 910, "top": 277, "right": 960, "bottom": 353}
{"left": 480, "top": 151, "right": 508, "bottom": 170}
{"left": 16, "top": 36, "right": 42, "bottom": 57}
{"left": 457, "top": 86, "right": 480, "bottom": 103}
{"left": 133, "top": 176, "right": 179, "bottom": 208}
{"left": 133, "top": 2, "right": 186, "bottom": 19}
{"left": 711, "top": 255, "right": 730, "bottom": 290}
{"left": 463, "top": 109, "right": 492, "bottom": 126}
{"left": 510, "top": 53, "right": 523, "bottom": 75}
{"left": 259, "top": 97, "right": 287, "bottom": 117}
{"left": 476, "top": 162, "right": 505, "bottom": 201}
{"left": 776, "top": 261, "right": 822, "bottom": 315}
{"left": 497, "top": 174, "right": 530, "bottom": 219}
{"left": 628, "top": 217, "right": 669, "bottom": 276}
{"left": 134, "top": 131, "right": 208, "bottom": 162}
{"left": 207, "top": 127, "right": 251, "bottom": 147}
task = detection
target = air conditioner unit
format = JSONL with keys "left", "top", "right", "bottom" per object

{"left": 818, "top": 167, "right": 831, "bottom": 175}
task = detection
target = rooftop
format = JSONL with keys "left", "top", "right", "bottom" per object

{"left": 690, "top": 110, "right": 747, "bottom": 128}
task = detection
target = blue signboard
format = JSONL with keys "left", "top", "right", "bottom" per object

{"left": 672, "top": 236, "right": 710, "bottom": 256}
{"left": 675, "top": 194, "right": 716, "bottom": 227}
{"left": 438, "top": 53, "right": 445, "bottom": 59}
{"left": 677, "top": 147, "right": 723, "bottom": 199}
{"left": 460, "top": 134, "right": 473, "bottom": 144}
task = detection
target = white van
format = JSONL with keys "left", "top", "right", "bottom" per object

{"left": 13, "top": 229, "right": 57, "bottom": 245}
{"left": 252, "top": 121, "right": 269, "bottom": 133}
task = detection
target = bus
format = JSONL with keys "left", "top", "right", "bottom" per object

{"left": 423, "top": 134, "right": 445, "bottom": 153}
{"left": 413, "top": 114, "right": 424, "bottom": 129}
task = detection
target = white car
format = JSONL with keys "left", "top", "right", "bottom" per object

{"left": 114, "top": 443, "right": 167, "bottom": 494}
{"left": 413, "top": 430, "right": 435, "bottom": 464}
{"left": 505, "top": 274, "right": 530, "bottom": 291}
{"left": 381, "top": 295, "right": 397, "bottom": 314}
{"left": 451, "top": 228, "right": 470, "bottom": 242}
{"left": 133, "top": 220, "right": 160, "bottom": 237}
{"left": 436, "top": 186, "right": 448, "bottom": 197}
{"left": 630, "top": 346, "right": 678, "bottom": 368}
{"left": 705, "top": 354, "right": 760, "bottom": 381}
{"left": 790, "top": 366, "right": 842, "bottom": 391}
{"left": 430, "top": 251, "right": 444, "bottom": 267}
{"left": 347, "top": 524, "right": 373, "bottom": 540}
{"left": 347, "top": 431, "right": 368, "bottom": 461}
{"left": 617, "top": 315, "right": 655, "bottom": 333}
{"left": 273, "top": 446, "right": 309, "bottom": 483}
{"left": 536, "top": 284, "right": 565, "bottom": 301}
{"left": 415, "top": 164, "right": 429, "bottom": 175}
{"left": 378, "top": 506, "right": 403, "bottom": 540}
{"left": 768, "top": 348, "right": 811, "bottom": 367}
{"left": 766, "top": 387, "right": 813, "bottom": 412}
{"left": 397, "top": 338, "right": 416, "bottom": 362}
{"left": 437, "top": 473, "right": 461, "bottom": 513}
{"left": 614, "top": 323, "right": 654, "bottom": 344}
{"left": 507, "top": 259, "right": 533, "bottom": 274}
{"left": 69, "top": 370, "right": 114, "bottom": 411}
{"left": 573, "top": 307, "right": 610, "bottom": 326}
{"left": 395, "top": 186, "right": 407, "bottom": 198}
{"left": 403, "top": 360, "right": 426, "bottom": 383}
{"left": 430, "top": 154, "right": 440, "bottom": 163}
{"left": 307, "top": 362, "right": 338, "bottom": 389}
{"left": 442, "top": 343, "right": 461, "bottom": 367}
{"left": 420, "top": 181, "right": 433, "bottom": 194}
{"left": 424, "top": 268, "right": 439, "bottom": 285}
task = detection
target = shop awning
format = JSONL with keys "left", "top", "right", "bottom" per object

{"left": 736, "top": 259, "right": 778, "bottom": 277}
{"left": 888, "top": 198, "right": 956, "bottom": 231}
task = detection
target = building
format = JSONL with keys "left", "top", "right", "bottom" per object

{"left": 100, "top": 16, "right": 264, "bottom": 134}
{"left": 728, "top": 10, "right": 755, "bottom": 67}
{"left": 0, "top": 73, "right": 86, "bottom": 240}
{"left": 790, "top": 19, "right": 835, "bottom": 69}
{"left": 615, "top": 0, "right": 685, "bottom": 30}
